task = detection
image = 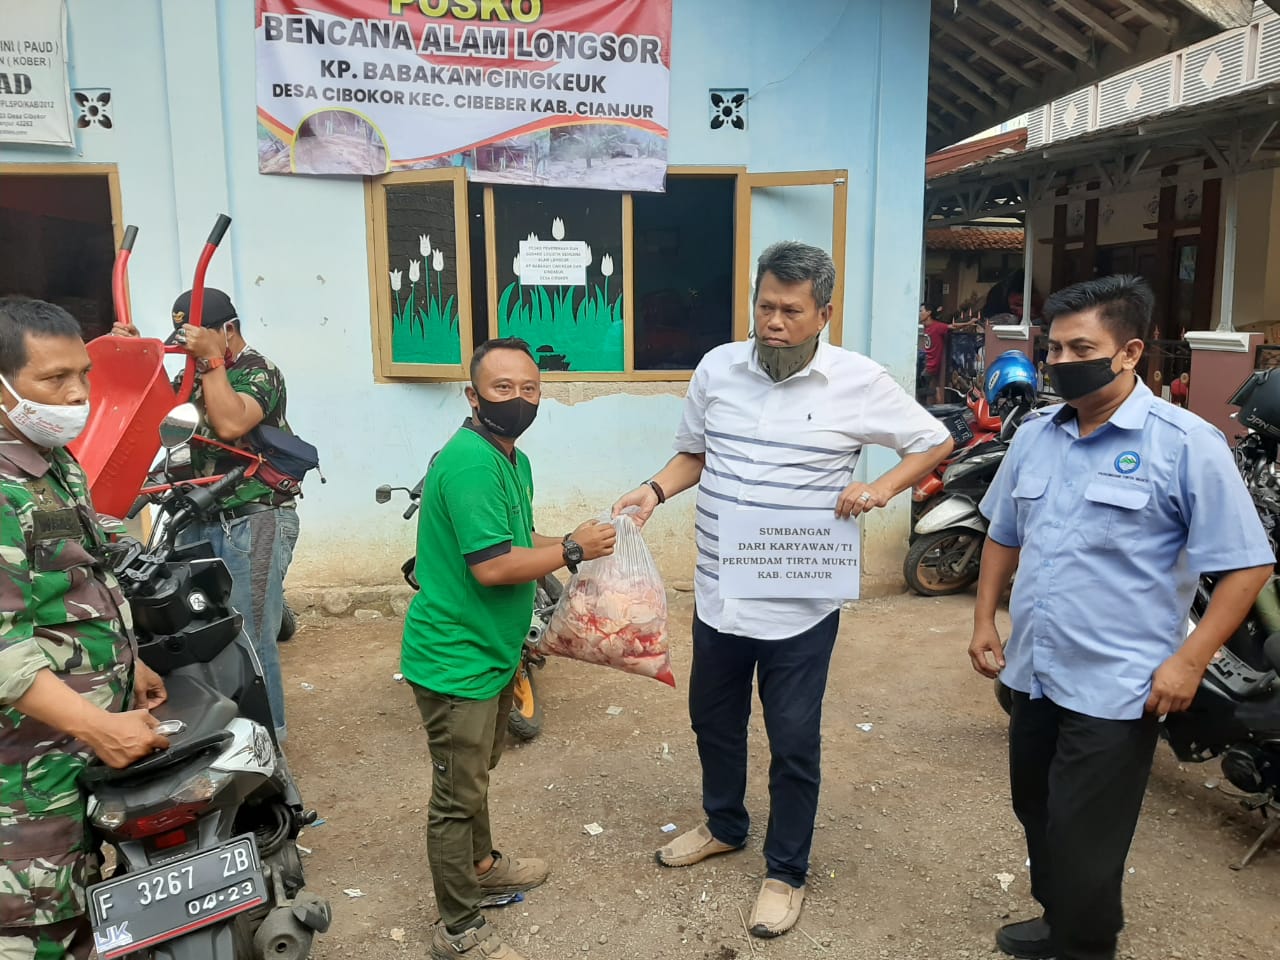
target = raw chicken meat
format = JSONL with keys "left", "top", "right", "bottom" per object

{"left": 539, "top": 514, "right": 675, "bottom": 687}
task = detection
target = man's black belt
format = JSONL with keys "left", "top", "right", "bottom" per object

{"left": 218, "top": 501, "right": 293, "bottom": 521}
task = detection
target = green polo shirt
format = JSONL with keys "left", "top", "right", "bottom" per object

{"left": 400, "top": 421, "right": 536, "bottom": 700}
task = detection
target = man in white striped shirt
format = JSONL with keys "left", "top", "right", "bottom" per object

{"left": 614, "top": 241, "right": 952, "bottom": 939}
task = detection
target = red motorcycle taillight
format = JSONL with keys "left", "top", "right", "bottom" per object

{"left": 117, "top": 802, "right": 206, "bottom": 841}
{"left": 151, "top": 828, "right": 191, "bottom": 851}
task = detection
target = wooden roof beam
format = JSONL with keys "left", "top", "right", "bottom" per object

{"left": 928, "top": 89, "right": 970, "bottom": 122}
{"left": 985, "top": 0, "right": 1094, "bottom": 63}
{"left": 1054, "top": 0, "right": 1138, "bottom": 53}
{"left": 929, "top": 67, "right": 1000, "bottom": 116}
{"left": 954, "top": 6, "right": 1075, "bottom": 74}
{"left": 930, "top": 13, "right": 1036, "bottom": 87}
{"left": 934, "top": 46, "right": 1013, "bottom": 109}
{"left": 1111, "top": 0, "right": 1177, "bottom": 31}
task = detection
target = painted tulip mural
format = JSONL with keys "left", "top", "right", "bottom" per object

{"left": 497, "top": 217, "right": 623, "bottom": 372}
{"left": 389, "top": 232, "right": 460, "bottom": 364}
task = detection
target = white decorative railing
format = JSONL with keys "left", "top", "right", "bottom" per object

{"left": 1027, "top": 2, "right": 1279, "bottom": 149}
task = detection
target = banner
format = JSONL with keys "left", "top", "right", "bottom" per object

{"left": 255, "top": 0, "right": 671, "bottom": 191}
{"left": 0, "top": 0, "right": 73, "bottom": 147}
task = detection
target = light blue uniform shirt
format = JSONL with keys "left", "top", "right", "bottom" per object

{"left": 980, "top": 379, "right": 1273, "bottom": 721}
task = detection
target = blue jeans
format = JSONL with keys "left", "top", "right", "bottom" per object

{"left": 689, "top": 610, "right": 839, "bottom": 888}
{"left": 177, "top": 507, "right": 299, "bottom": 740}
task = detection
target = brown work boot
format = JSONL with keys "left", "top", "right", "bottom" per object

{"left": 430, "top": 920, "right": 526, "bottom": 959}
{"left": 748, "top": 878, "right": 805, "bottom": 938}
{"left": 655, "top": 824, "right": 740, "bottom": 868}
{"left": 477, "top": 851, "right": 549, "bottom": 895}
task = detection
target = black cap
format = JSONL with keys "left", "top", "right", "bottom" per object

{"left": 172, "top": 288, "right": 238, "bottom": 329}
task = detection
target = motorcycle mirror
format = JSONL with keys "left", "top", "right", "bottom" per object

{"left": 375, "top": 484, "right": 393, "bottom": 504}
{"left": 159, "top": 403, "right": 200, "bottom": 449}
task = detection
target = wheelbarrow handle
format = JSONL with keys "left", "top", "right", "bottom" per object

{"left": 175, "top": 214, "right": 232, "bottom": 404}
{"left": 111, "top": 225, "right": 139, "bottom": 330}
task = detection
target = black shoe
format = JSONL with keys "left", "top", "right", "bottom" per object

{"left": 995, "top": 917, "right": 1054, "bottom": 959}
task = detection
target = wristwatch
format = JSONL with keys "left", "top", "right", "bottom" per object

{"left": 562, "top": 534, "right": 584, "bottom": 574}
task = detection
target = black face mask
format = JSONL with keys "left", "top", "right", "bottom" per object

{"left": 1051, "top": 354, "right": 1122, "bottom": 403}
{"left": 474, "top": 393, "right": 539, "bottom": 439}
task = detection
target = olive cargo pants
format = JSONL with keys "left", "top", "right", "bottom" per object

{"left": 412, "top": 679, "right": 514, "bottom": 934}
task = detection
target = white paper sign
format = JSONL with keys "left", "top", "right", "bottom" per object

{"left": 0, "top": 0, "right": 73, "bottom": 147}
{"left": 718, "top": 508, "right": 861, "bottom": 601}
{"left": 519, "top": 240, "right": 588, "bottom": 287}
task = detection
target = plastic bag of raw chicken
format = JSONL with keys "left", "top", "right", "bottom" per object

{"left": 540, "top": 512, "right": 675, "bottom": 687}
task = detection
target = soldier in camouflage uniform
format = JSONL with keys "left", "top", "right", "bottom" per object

{"left": 0, "top": 297, "right": 170, "bottom": 960}
{"left": 114, "top": 288, "right": 298, "bottom": 741}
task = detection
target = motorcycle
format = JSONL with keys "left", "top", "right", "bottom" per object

{"left": 376, "top": 477, "right": 559, "bottom": 742}
{"left": 84, "top": 405, "right": 331, "bottom": 959}
{"left": 903, "top": 438, "right": 1007, "bottom": 596}
{"left": 133, "top": 447, "right": 297, "bottom": 645}
{"left": 74, "top": 215, "right": 329, "bottom": 958}
{"left": 913, "top": 386, "right": 1003, "bottom": 531}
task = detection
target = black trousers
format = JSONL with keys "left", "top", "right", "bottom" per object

{"left": 689, "top": 611, "right": 839, "bottom": 888}
{"left": 1009, "top": 691, "right": 1160, "bottom": 960}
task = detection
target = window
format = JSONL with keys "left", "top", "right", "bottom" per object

{"left": 367, "top": 167, "right": 847, "bottom": 381}
{"left": 0, "top": 165, "right": 124, "bottom": 340}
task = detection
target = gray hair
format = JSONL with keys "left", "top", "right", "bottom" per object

{"left": 753, "top": 241, "right": 836, "bottom": 309}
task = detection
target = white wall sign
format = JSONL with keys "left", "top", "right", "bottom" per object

{"left": 518, "top": 240, "right": 588, "bottom": 287}
{"left": 0, "top": 0, "right": 73, "bottom": 146}
{"left": 719, "top": 508, "right": 861, "bottom": 601}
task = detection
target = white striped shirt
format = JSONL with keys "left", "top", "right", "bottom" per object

{"left": 675, "top": 340, "right": 950, "bottom": 640}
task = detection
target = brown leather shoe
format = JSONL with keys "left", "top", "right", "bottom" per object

{"left": 748, "top": 878, "right": 805, "bottom": 938}
{"left": 476, "top": 851, "right": 549, "bottom": 895}
{"left": 430, "top": 920, "right": 527, "bottom": 959}
{"left": 655, "top": 825, "right": 739, "bottom": 868}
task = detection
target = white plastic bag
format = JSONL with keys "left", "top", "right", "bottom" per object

{"left": 540, "top": 513, "right": 674, "bottom": 687}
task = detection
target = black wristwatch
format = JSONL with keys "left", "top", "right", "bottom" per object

{"left": 562, "top": 534, "right": 584, "bottom": 574}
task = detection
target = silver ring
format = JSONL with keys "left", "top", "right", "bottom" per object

{"left": 858, "top": 492, "right": 872, "bottom": 502}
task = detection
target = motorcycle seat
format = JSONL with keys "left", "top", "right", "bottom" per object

{"left": 150, "top": 673, "right": 240, "bottom": 747}
{"left": 924, "top": 403, "right": 967, "bottom": 419}
{"left": 81, "top": 674, "right": 239, "bottom": 786}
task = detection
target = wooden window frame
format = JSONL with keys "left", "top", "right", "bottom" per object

{"left": 3, "top": 162, "right": 128, "bottom": 312}
{"left": 366, "top": 168, "right": 476, "bottom": 380}
{"left": 366, "top": 165, "right": 848, "bottom": 382}
{"left": 745, "top": 170, "right": 849, "bottom": 348}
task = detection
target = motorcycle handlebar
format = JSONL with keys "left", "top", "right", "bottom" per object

{"left": 201, "top": 464, "right": 248, "bottom": 503}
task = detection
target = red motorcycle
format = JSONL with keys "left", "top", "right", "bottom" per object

{"left": 912, "top": 386, "right": 1003, "bottom": 532}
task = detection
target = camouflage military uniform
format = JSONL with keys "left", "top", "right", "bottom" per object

{"left": 0, "top": 427, "right": 136, "bottom": 958}
{"left": 182, "top": 346, "right": 294, "bottom": 512}
{"left": 178, "top": 347, "right": 298, "bottom": 738}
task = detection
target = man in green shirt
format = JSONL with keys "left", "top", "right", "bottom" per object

{"left": 402, "top": 338, "right": 614, "bottom": 960}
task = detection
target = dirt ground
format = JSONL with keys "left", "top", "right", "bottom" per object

{"left": 279, "top": 592, "right": 1280, "bottom": 960}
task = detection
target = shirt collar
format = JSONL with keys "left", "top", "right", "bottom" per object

{"left": 1052, "top": 376, "right": 1153, "bottom": 432}
{"left": 737, "top": 339, "right": 832, "bottom": 384}
{"left": 0, "top": 424, "right": 52, "bottom": 478}
{"left": 462, "top": 417, "right": 517, "bottom": 464}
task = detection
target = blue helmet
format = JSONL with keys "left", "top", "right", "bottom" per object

{"left": 984, "top": 350, "right": 1039, "bottom": 407}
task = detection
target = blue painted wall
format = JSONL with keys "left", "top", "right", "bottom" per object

{"left": 1, "top": 0, "right": 930, "bottom": 590}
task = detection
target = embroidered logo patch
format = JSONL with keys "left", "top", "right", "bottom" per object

{"left": 1114, "top": 451, "right": 1141, "bottom": 475}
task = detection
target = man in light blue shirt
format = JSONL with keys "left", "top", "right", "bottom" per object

{"left": 968, "top": 275, "right": 1273, "bottom": 960}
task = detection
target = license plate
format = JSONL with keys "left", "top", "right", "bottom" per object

{"left": 88, "top": 834, "right": 267, "bottom": 959}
